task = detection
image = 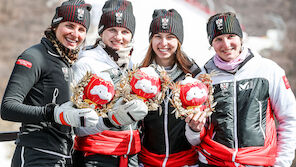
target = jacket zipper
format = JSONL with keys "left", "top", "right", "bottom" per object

{"left": 232, "top": 77, "right": 239, "bottom": 167}
{"left": 257, "top": 99, "right": 266, "bottom": 139}
{"left": 52, "top": 88, "right": 59, "bottom": 104}
{"left": 126, "top": 125, "right": 133, "bottom": 156}
{"left": 162, "top": 90, "right": 170, "bottom": 167}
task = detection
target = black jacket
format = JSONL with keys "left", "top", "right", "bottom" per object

{"left": 1, "top": 37, "right": 73, "bottom": 156}
{"left": 141, "top": 62, "right": 201, "bottom": 154}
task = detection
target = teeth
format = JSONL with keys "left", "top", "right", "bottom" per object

{"left": 223, "top": 49, "right": 233, "bottom": 53}
{"left": 159, "top": 49, "right": 168, "bottom": 52}
{"left": 224, "top": 48, "right": 233, "bottom": 52}
{"left": 66, "top": 38, "right": 77, "bottom": 43}
{"left": 112, "top": 41, "right": 122, "bottom": 45}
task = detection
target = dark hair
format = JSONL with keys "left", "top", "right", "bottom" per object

{"left": 141, "top": 41, "right": 192, "bottom": 74}
{"left": 44, "top": 27, "right": 80, "bottom": 64}
{"left": 90, "top": 38, "right": 101, "bottom": 49}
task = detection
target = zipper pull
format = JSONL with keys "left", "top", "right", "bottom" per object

{"left": 52, "top": 88, "right": 59, "bottom": 104}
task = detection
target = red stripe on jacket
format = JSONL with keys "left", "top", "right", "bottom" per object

{"left": 74, "top": 130, "right": 141, "bottom": 156}
{"left": 139, "top": 146, "right": 198, "bottom": 167}
{"left": 197, "top": 100, "right": 277, "bottom": 166}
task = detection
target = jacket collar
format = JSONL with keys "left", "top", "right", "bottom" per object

{"left": 41, "top": 37, "right": 72, "bottom": 66}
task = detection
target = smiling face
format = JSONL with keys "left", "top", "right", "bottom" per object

{"left": 211, "top": 34, "right": 242, "bottom": 62}
{"left": 55, "top": 21, "right": 87, "bottom": 50}
{"left": 151, "top": 32, "right": 178, "bottom": 67}
{"left": 101, "top": 27, "right": 132, "bottom": 50}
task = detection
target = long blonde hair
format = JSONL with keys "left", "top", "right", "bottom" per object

{"left": 141, "top": 41, "right": 193, "bottom": 74}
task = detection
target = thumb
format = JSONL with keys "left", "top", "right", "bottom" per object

{"left": 78, "top": 108, "right": 94, "bottom": 115}
{"left": 185, "top": 114, "right": 193, "bottom": 123}
{"left": 113, "top": 98, "right": 125, "bottom": 108}
{"left": 63, "top": 101, "right": 74, "bottom": 107}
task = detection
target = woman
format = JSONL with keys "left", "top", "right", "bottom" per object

{"left": 138, "top": 9, "right": 201, "bottom": 167}
{"left": 0, "top": 0, "right": 99, "bottom": 166}
{"left": 72, "top": 0, "right": 148, "bottom": 166}
{"left": 185, "top": 12, "right": 296, "bottom": 167}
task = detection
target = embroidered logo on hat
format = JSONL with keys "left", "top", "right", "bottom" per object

{"left": 216, "top": 18, "right": 223, "bottom": 30}
{"left": 162, "top": 18, "right": 169, "bottom": 29}
{"left": 77, "top": 8, "right": 85, "bottom": 20}
{"left": 53, "top": 17, "right": 63, "bottom": 24}
{"left": 115, "top": 12, "right": 123, "bottom": 24}
{"left": 98, "top": 25, "right": 104, "bottom": 33}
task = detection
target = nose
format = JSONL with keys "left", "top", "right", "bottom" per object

{"left": 71, "top": 28, "right": 79, "bottom": 38}
{"left": 160, "top": 37, "right": 168, "bottom": 46}
{"left": 114, "top": 32, "right": 123, "bottom": 40}
{"left": 221, "top": 38, "right": 230, "bottom": 48}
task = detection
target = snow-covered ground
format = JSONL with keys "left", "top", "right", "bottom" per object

{"left": 0, "top": 141, "right": 15, "bottom": 166}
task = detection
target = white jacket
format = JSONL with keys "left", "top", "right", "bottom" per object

{"left": 186, "top": 48, "right": 296, "bottom": 167}
{"left": 72, "top": 45, "right": 128, "bottom": 136}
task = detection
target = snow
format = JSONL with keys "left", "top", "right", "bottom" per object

{"left": 0, "top": 141, "right": 14, "bottom": 167}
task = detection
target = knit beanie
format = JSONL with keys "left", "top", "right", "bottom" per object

{"left": 98, "top": 0, "right": 135, "bottom": 36}
{"left": 207, "top": 12, "right": 243, "bottom": 45}
{"left": 51, "top": 0, "right": 92, "bottom": 32}
{"left": 149, "top": 9, "right": 184, "bottom": 44}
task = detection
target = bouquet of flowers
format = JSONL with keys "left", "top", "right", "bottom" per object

{"left": 171, "top": 73, "right": 216, "bottom": 119}
{"left": 115, "top": 65, "right": 171, "bottom": 111}
{"left": 71, "top": 72, "right": 115, "bottom": 117}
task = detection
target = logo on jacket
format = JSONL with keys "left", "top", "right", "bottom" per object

{"left": 282, "top": 76, "right": 291, "bottom": 89}
{"left": 62, "top": 67, "right": 69, "bottom": 81}
{"left": 239, "top": 81, "right": 253, "bottom": 91}
{"left": 16, "top": 59, "right": 32, "bottom": 68}
{"left": 220, "top": 82, "right": 229, "bottom": 91}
